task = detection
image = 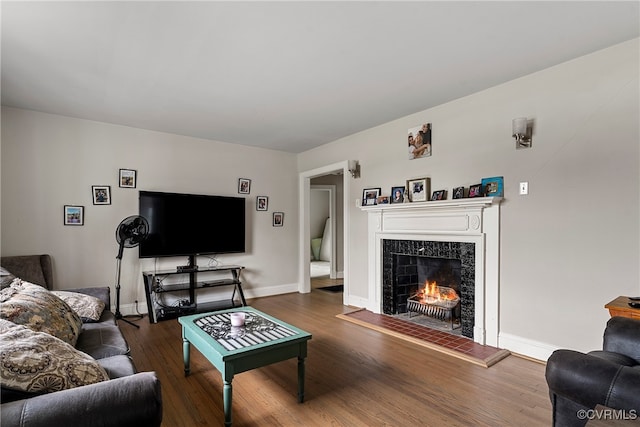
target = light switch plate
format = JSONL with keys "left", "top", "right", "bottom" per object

{"left": 519, "top": 182, "right": 529, "bottom": 195}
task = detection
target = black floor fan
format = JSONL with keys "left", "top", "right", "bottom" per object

{"left": 114, "top": 215, "right": 149, "bottom": 328}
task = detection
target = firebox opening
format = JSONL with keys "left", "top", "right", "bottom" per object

{"left": 382, "top": 239, "right": 475, "bottom": 339}
{"left": 393, "top": 255, "right": 462, "bottom": 318}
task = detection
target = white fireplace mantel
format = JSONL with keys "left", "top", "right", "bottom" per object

{"left": 360, "top": 197, "right": 502, "bottom": 346}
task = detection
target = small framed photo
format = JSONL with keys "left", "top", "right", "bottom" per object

{"left": 481, "top": 176, "right": 504, "bottom": 197}
{"left": 256, "top": 196, "right": 268, "bottom": 211}
{"left": 64, "top": 205, "right": 84, "bottom": 226}
{"left": 119, "top": 169, "right": 137, "bottom": 188}
{"left": 362, "top": 188, "right": 381, "bottom": 206}
{"left": 431, "top": 190, "right": 446, "bottom": 200}
{"left": 273, "top": 212, "right": 284, "bottom": 227}
{"left": 91, "top": 185, "right": 111, "bottom": 205}
{"left": 452, "top": 186, "right": 465, "bottom": 199}
{"left": 391, "top": 186, "right": 405, "bottom": 204}
{"left": 469, "top": 184, "right": 483, "bottom": 198}
{"left": 377, "top": 196, "right": 389, "bottom": 205}
{"left": 406, "top": 177, "right": 431, "bottom": 202}
{"left": 238, "top": 178, "right": 251, "bottom": 194}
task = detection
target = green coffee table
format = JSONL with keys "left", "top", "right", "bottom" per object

{"left": 179, "top": 307, "right": 312, "bottom": 426}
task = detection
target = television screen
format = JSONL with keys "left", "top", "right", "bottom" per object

{"left": 138, "top": 191, "right": 246, "bottom": 258}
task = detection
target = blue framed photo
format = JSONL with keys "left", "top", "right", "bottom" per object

{"left": 481, "top": 176, "right": 504, "bottom": 197}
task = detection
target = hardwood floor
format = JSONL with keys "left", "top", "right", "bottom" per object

{"left": 310, "top": 275, "right": 342, "bottom": 289}
{"left": 121, "top": 290, "right": 551, "bottom": 426}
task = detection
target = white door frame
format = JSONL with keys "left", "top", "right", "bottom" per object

{"left": 299, "top": 161, "right": 350, "bottom": 306}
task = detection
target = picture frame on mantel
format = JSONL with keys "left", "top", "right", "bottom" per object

{"left": 469, "top": 184, "right": 482, "bottom": 198}
{"left": 431, "top": 190, "right": 446, "bottom": 200}
{"left": 362, "top": 188, "right": 381, "bottom": 206}
{"left": 481, "top": 176, "right": 504, "bottom": 197}
{"left": 406, "top": 177, "right": 430, "bottom": 202}
{"left": 390, "top": 186, "right": 405, "bottom": 204}
{"left": 453, "top": 186, "right": 465, "bottom": 199}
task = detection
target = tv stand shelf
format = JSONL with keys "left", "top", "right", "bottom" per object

{"left": 142, "top": 265, "right": 246, "bottom": 323}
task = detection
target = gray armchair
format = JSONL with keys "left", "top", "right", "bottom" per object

{"left": 545, "top": 316, "right": 640, "bottom": 427}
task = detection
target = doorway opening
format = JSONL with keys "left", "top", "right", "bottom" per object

{"left": 299, "top": 161, "right": 351, "bottom": 305}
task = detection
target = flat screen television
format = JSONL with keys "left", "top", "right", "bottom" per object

{"left": 138, "top": 191, "right": 246, "bottom": 258}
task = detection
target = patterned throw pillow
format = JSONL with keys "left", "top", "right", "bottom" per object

{"left": 0, "top": 279, "right": 82, "bottom": 346}
{"left": 51, "top": 291, "right": 106, "bottom": 323}
{"left": 0, "top": 319, "right": 109, "bottom": 394}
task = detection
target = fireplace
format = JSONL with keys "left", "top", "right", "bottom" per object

{"left": 361, "top": 197, "right": 501, "bottom": 346}
{"left": 383, "top": 239, "right": 474, "bottom": 338}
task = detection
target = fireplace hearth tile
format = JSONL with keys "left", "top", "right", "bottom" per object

{"left": 337, "top": 309, "right": 510, "bottom": 368}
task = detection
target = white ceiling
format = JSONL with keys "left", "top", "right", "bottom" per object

{"left": 2, "top": 1, "right": 638, "bottom": 153}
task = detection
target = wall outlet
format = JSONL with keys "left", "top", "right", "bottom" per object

{"left": 519, "top": 182, "right": 529, "bottom": 195}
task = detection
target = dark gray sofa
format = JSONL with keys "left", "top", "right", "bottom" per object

{"left": 0, "top": 254, "right": 163, "bottom": 427}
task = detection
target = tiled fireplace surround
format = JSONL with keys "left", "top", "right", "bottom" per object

{"left": 362, "top": 197, "right": 501, "bottom": 346}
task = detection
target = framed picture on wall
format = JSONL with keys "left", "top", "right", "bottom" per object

{"left": 273, "top": 212, "right": 284, "bottom": 227}
{"left": 91, "top": 185, "right": 111, "bottom": 205}
{"left": 119, "top": 169, "right": 137, "bottom": 188}
{"left": 64, "top": 205, "right": 84, "bottom": 226}
{"left": 238, "top": 178, "right": 251, "bottom": 194}
{"left": 408, "top": 122, "right": 432, "bottom": 160}
{"left": 256, "top": 196, "right": 268, "bottom": 211}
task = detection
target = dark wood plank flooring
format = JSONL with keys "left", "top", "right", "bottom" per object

{"left": 121, "top": 289, "right": 551, "bottom": 426}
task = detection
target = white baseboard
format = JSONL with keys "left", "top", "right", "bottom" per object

{"left": 118, "top": 302, "right": 146, "bottom": 316}
{"left": 242, "top": 283, "right": 299, "bottom": 299}
{"left": 499, "top": 332, "right": 558, "bottom": 362}
{"left": 346, "top": 295, "right": 369, "bottom": 310}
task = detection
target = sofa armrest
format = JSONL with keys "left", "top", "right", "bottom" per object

{"left": 66, "top": 286, "right": 111, "bottom": 311}
{"left": 0, "top": 255, "right": 53, "bottom": 289}
{"left": 603, "top": 316, "right": 640, "bottom": 363}
{"left": 0, "top": 372, "right": 162, "bottom": 427}
{"left": 546, "top": 349, "right": 640, "bottom": 411}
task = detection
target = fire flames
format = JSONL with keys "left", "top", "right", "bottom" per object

{"left": 417, "top": 281, "right": 459, "bottom": 305}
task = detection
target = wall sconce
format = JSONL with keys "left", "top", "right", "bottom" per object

{"left": 348, "top": 160, "right": 360, "bottom": 178}
{"left": 512, "top": 117, "right": 532, "bottom": 149}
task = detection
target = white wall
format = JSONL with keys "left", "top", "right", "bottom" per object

{"left": 297, "top": 39, "right": 640, "bottom": 357}
{"left": 1, "top": 38, "right": 637, "bottom": 358}
{"left": 1, "top": 108, "right": 299, "bottom": 312}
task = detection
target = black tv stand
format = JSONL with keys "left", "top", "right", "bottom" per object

{"left": 176, "top": 266, "right": 198, "bottom": 273}
{"left": 142, "top": 263, "right": 246, "bottom": 323}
